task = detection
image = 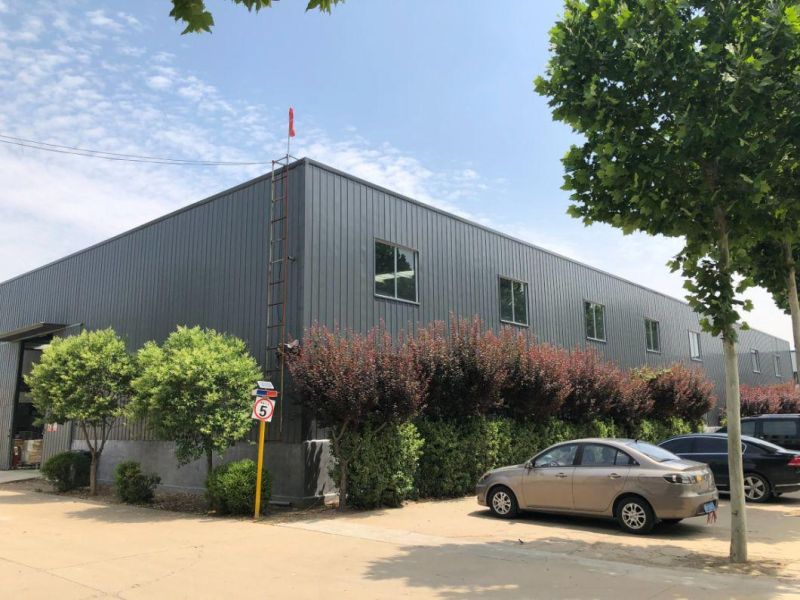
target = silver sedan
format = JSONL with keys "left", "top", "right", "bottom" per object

{"left": 476, "top": 438, "right": 718, "bottom": 534}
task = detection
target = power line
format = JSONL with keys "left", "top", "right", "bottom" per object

{"left": 0, "top": 133, "right": 271, "bottom": 166}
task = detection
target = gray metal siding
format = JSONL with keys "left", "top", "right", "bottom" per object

{"left": 302, "top": 161, "right": 792, "bottom": 414}
{"left": 0, "top": 164, "right": 306, "bottom": 446}
{"left": 0, "top": 343, "right": 20, "bottom": 469}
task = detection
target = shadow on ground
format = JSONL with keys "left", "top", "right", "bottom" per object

{"left": 363, "top": 538, "right": 791, "bottom": 600}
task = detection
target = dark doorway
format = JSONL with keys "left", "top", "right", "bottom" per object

{"left": 11, "top": 337, "right": 50, "bottom": 469}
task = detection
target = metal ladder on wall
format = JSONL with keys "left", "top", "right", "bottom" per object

{"left": 264, "top": 156, "right": 292, "bottom": 438}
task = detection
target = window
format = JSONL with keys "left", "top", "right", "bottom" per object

{"left": 584, "top": 301, "right": 606, "bottom": 341}
{"left": 774, "top": 355, "right": 782, "bottom": 377}
{"left": 694, "top": 437, "right": 728, "bottom": 453}
{"left": 762, "top": 420, "right": 797, "bottom": 437}
{"left": 374, "top": 241, "right": 417, "bottom": 302}
{"left": 579, "top": 444, "right": 634, "bottom": 467}
{"left": 645, "top": 319, "right": 661, "bottom": 353}
{"left": 660, "top": 438, "right": 694, "bottom": 454}
{"left": 689, "top": 331, "right": 702, "bottom": 361}
{"left": 750, "top": 349, "right": 761, "bottom": 373}
{"left": 499, "top": 277, "right": 528, "bottom": 326}
{"left": 624, "top": 441, "right": 679, "bottom": 462}
{"left": 534, "top": 444, "right": 578, "bottom": 468}
{"left": 741, "top": 420, "right": 756, "bottom": 436}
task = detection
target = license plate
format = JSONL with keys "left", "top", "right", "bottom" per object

{"left": 703, "top": 501, "right": 716, "bottom": 514}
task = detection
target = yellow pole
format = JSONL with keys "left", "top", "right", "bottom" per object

{"left": 254, "top": 419, "right": 267, "bottom": 520}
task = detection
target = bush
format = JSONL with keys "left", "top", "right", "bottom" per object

{"left": 335, "top": 423, "right": 423, "bottom": 509}
{"left": 413, "top": 416, "right": 698, "bottom": 498}
{"left": 560, "top": 349, "right": 630, "bottom": 423}
{"left": 114, "top": 461, "right": 161, "bottom": 504}
{"left": 634, "top": 364, "right": 716, "bottom": 421}
{"left": 411, "top": 317, "right": 508, "bottom": 419}
{"left": 206, "top": 459, "right": 271, "bottom": 515}
{"left": 41, "top": 451, "right": 91, "bottom": 492}
{"left": 628, "top": 417, "right": 700, "bottom": 443}
{"left": 502, "top": 333, "right": 571, "bottom": 421}
{"left": 414, "top": 418, "right": 515, "bottom": 498}
{"left": 740, "top": 383, "right": 800, "bottom": 416}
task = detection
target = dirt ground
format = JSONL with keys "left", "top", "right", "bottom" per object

{"left": 1, "top": 480, "right": 799, "bottom": 599}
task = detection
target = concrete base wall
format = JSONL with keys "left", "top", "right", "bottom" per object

{"left": 71, "top": 438, "right": 336, "bottom": 507}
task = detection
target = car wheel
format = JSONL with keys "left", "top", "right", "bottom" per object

{"left": 488, "top": 485, "right": 519, "bottom": 519}
{"left": 616, "top": 497, "right": 655, "bottom": 534}
{"left": 743, "top": 473, "right": 771, "bottom": 503}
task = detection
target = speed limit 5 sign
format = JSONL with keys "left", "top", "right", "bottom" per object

{"left": 252, "top": 397, "right": 276, "bottom": 422}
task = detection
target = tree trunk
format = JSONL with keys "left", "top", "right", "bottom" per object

{"left": 784, "top": 242, "right": 800, "bottom": 385}
{"left": 718, "top": 225, "right": 748, "bottom": 563}
{"left": 89, "top": 450, "right": 99, "bottom": 496}
{"left": 206, "top": 448, "right": 214, "bottom": 478}
{"left": 722, "top": 335, "right": 748, "bottom": 563}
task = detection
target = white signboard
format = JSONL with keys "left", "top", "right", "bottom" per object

{"left": 252, "top": 397, "right": 276, "bottom": 423}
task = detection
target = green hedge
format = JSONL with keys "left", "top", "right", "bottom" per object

{"left": 336, "top": 416, "right": 701, "bottom": 506}
{"left": 413, "top": 417, "right": 699, "bottom": 499}
{"left": 334, "top": 423, "right": 423, "bottom": 509}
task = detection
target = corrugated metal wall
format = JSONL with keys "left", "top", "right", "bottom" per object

{"left": 0, "top": 343, "right": 21, "bottom": 469}
{"left": 0, "top": 163, "right": 306, "bottom": 449}
{"left": 301, "top": 160, "right": 793, "bottom": 416}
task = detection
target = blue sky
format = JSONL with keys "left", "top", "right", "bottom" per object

{"left": 0, "top": 0, "right": 791, "bottom": 342}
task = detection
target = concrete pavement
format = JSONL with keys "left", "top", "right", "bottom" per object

{"left": 1, "top": 483, "right": 799, "bottom": 599}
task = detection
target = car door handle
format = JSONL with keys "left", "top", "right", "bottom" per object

{"left": 555, "top": 472, "right": 568, "bottom": 478}
{"left": 608, "top": 473, "right": 622, "bottom": 479}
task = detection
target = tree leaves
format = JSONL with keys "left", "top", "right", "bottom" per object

{"left": 169, "top": 0, "right": 344, "bottom": 34}
{"left": 536, "top": 0, "right": 800, "bottom": 341}
{"left": 129, "top": 326, "right": 263, "bottom": 466}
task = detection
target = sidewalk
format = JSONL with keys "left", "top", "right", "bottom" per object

{"left": 0, "top": 470, "right": 40, "bottom": 484}
{"left": 2, "top": 485, "right": 799, "bottom": 599}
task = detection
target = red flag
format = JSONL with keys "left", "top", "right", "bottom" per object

{"left": 288, "top": 107, "right": 296, "bottom": 138}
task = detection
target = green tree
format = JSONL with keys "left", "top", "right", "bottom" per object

{"left": 535, "top": 0, "right": 800, "bottom": 562}
{"left": 170, "top": 0, "right": 344, "bottom": 34}
{"left": 25, "top": 329, "right": 134, "bottom": 495}
{"left": 130, "top": 326, "right": 262, "bottom": 476}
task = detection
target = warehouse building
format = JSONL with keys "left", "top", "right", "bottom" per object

{"left": 0, "top": 158, "right": 793, "bottom": 504}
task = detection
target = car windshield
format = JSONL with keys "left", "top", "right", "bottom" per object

{"left": 624, "top": 441, "right": 680, "bottom": 462}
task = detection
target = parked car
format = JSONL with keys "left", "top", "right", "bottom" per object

{"left": 658, "top": 433, "right": 800, "bottom": 502}
{"left": 717, "top": 415, "right": 800, "bottom": 451}
{"left": 476, "top": 438, "right": 718, "bottom": 534}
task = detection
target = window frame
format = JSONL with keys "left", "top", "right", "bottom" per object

{"left": 750, "top": 349, "right": 761, "bottom": 373}
{"left": 498, "top": 276, "right": 529, "bottom": 327}
{"left": 373, "top": 239, "right": 419, "bottom": 304}
{"left": 774, "top": 355, "right": 781, "bottom": 378}
{"left": 644, "top": 318, "right": 661, "bottom": 354}
{"left": 688, "top": 330, "right": 702, "bottom": 362}
{"left": 584, "top": 300, "right": 607, "bottom": 343}
{"left": 577, "top": 443, "right": 638, "bottom": 467}
{"left": 531, "top": 443, "right": 580, "bottom": 468}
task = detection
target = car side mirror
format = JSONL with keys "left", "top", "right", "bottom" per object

{"left": 526, "top": 460, "right": 535, "bottom": 470}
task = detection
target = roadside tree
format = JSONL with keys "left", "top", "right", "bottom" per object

{"left": 25, "top": 328, "right": 134, "bottom": 495}
{"left": 536, "top": 0, "right": 800, "bottom": 562}
{"left": 130, "top": 326, "right": 262, "bottom": 477}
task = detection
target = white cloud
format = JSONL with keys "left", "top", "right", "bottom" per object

{"left": 146, "top": 75, "right": 172, "bottom": 90}
{"left": 86, "top": 9, "right": 121, "bottom": 31}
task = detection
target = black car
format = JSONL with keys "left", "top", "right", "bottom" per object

{"left": 658, "top": 433, "right": 800, "bottom": 502}
{"left": 717, "top": 415, "right": 800, "bottom": 451}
